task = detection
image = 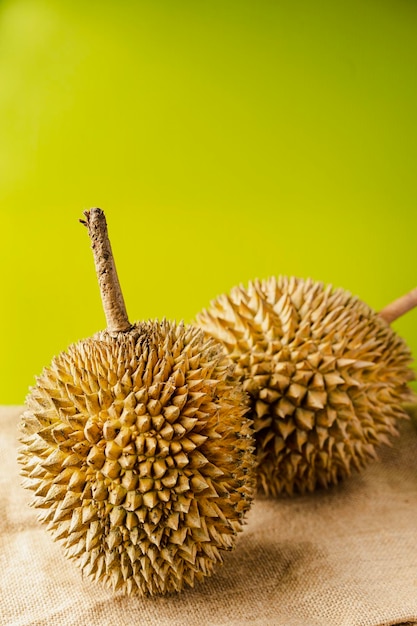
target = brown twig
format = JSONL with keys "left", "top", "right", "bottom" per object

{"left": 379, "top": 287, "right": 417, "bottom": 324}
{"left": 81, "top": 208, "right": 132, "bottom": 333}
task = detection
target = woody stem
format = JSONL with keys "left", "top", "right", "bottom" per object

{"left": 378, "top": 287, "right": 417, "bottom": 324}
{"left": 80, "top": 208, "right": 132, "bottom": 333}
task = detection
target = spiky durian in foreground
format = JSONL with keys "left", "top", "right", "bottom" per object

{"left": 196, "top": 276, "right": 416, "bottom": 496}
{"left": 18, "top": 209, "right": 255, "bottom": 596}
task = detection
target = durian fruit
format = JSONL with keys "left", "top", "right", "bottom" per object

{"left": 196, "top": 276, "right": 416, "bottom": 496}
{"left": 18, "top": 208, "right": 255, "bottom": 596}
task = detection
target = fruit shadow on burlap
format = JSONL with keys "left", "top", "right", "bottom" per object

{"left": 1, "top": 406, "right": 417, "bottom": 626}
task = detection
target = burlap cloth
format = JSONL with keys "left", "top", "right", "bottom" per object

{"left": 1, "top": 406, "right": 417, "bottom": 626}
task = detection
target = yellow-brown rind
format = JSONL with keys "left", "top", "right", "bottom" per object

{"left": 19, "top": 321, "right": 255, "bottom": 595}
{"left": 196, "top": 277, "right": 415, "bottom": 495}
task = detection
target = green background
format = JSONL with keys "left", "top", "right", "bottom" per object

{"left": 1, "top": 0, "right": 416, "bottom": 404}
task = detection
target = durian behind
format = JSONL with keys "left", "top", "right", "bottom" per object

{"left": 196, "top": 275, "right": 415, "bottom": 496}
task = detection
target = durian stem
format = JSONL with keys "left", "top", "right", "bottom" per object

{"left": 379, "top": 287, "right": 417, "bottom": 324}
{"left": 80, "top": 208, "right": 132, "bottom": 333}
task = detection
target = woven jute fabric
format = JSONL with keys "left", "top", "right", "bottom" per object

{"left": 1, "top": 406, "right": 417, "bottom": 626}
